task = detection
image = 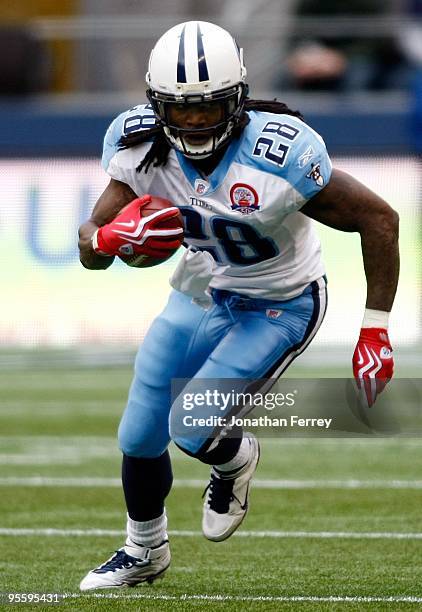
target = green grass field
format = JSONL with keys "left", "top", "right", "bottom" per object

{"left": 1, "top": 364, "right": 422, "bottom": 611}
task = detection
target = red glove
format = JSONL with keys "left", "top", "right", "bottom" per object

{"left": 352, "top": 328, "right": 394, "bottom": 407}
{"left": 92, "top": 195, "right": 183, "bottom": 259}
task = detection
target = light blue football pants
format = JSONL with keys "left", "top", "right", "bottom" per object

{"left": 118, "top": 278, "right": 327, "bottom": 458}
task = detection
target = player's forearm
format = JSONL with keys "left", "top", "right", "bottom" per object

{"left": 359, "top": 206, "right": 399, "bottom": 311}
{"left": 78, "top": 220, "right": 115, "bottom": 270}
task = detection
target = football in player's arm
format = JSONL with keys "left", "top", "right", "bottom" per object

{"left": 78, "top": 20, "right": 399, "bottom": 591}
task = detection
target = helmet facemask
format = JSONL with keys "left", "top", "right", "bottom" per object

{"left": 146, "top": 21, "right": 248, "bottom": 158}
{"left": 147, "top": 83, "right": 248, "bottom": 159}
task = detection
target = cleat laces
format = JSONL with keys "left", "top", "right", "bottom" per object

{"left": 94, "top": 550, "right": 149, "bottom": 574}
{"left": 202, "top": 473, "right": 241, "bottom": 514}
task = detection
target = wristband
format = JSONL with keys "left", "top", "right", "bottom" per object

{"left": 91, "top": 229, "right": 113, "bottom": 257}
{"left": 362, "top": 308, "right": 390, "bottom": 329}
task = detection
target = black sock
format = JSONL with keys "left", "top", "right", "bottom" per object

{"left": 122, "top": 451, "right": 173, "bottom": 521}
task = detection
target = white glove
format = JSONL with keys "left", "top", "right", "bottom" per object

{"left": 169, "top": 247, "right": 215, "bottom": 309}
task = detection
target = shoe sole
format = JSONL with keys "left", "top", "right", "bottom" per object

{"left": 205, "top": 436, "right": 261, "bottom": 543}
{"left": 81, "top": 563, "right": 171, "bottom": 591}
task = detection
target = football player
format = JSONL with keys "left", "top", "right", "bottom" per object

{"left": 78, "top": 21, "right": 399, "bottom": 590}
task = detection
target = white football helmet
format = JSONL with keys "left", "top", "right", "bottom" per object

{"left": 146, "top": 21, "right": 248, "bottom": 159}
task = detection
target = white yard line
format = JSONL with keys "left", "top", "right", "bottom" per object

{"left": 1, "top": 528, "right": 422, "bottom": 540}
{"left": 1, "top": 476, "right": 422, "bottom": 489}
{"left": 0, "top": 456, "right": 85, "bottom": 465}
{"left": 63, "top": 593, "right": 422, "bottom": 603}
{"left": 1, "top": 435, "right": 421, "bottom": 448}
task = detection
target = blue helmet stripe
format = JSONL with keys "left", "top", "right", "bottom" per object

{"left": 177, "top": 25, "right": 187, "bottom": 83}
{"left": 197, "top": 23, "right": 209, "bottom": 82}
{"left": 233, "top": 38, "right": 241, "bottom": 59}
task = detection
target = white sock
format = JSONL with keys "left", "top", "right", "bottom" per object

{"left": 125, "top": 510, "right": 168, "bottom": 555}
{"left": 215, "top": 436, "right": 251, "bottom": 474}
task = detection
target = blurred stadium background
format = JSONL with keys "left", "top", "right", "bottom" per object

{"left": 1, "top": 2, "right": 422, "bottom": 606}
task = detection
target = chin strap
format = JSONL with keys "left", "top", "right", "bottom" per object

{"left": 165, "top": 122, "right": 234, "bottom": 159}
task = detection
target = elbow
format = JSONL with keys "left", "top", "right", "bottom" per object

{"left": 79, "top": 252, "right": 93, "bottom": 270}
{"left": 78, "top": 252, "right": 112, "bottom": 270}
{"left": 392, "top": 208, "right": 399, "bottom": 233}
{"left": 78, "top": 244, "right": 115, "bottom": 270}
{"left": 79, "top": 255, "right": 93, "bottom": 270}
{"left": 77, "top": 222, "right": 96, "bottom": 269}
{"left": 359, "top": 205, "right": 399, "bottom": 248}
{"left": 366, "top": 206, "right": 399, "bottom": 243}
{"left": 384, "top": 207, "right": 399, "bottom": 242}
{"left": 77, "top": 237, "right": 91, "bottom": 269}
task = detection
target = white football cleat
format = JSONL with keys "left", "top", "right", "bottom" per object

{"left": 202, "top": 434, "right": 260, "bottom": 542}
{"left": 79, "top": 540, "right": 170, "bottom": 591}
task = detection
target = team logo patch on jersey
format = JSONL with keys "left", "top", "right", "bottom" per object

{"left": 298, "top": 145, "right": 315, "bottom": 168}
{"left": 230, "top": 183, "right": 260, "bottom": 215}
{"left": 306, "top": 163, "right": 324, "bottom": 187}
{"left": 194, "top": 178, "right": 210, "bottom": 195}
{"left": 266, "top": 309, "right": 283, "bottom": 320}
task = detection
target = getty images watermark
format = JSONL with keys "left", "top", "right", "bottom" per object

{"left": 181, "top": 388, "right": 332, "bottom": 429}
{"left": 171, "top": 378, "right": 422, "bottom": 437}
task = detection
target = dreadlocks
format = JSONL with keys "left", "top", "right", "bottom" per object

{"left": 118, "top": 99, "right": 305, "bottom": 174}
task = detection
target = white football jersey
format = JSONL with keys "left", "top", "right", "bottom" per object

{"left": 102, "top": 105, "right": 332, "bottom": 300}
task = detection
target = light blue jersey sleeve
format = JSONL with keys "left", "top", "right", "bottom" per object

{"left": 101, "top": 111, "right": 127, "bottom": 172}
{"left": 240, "top": 111, "right": 332, "bottom": 205}
{"left": 101, "top": 104, "right": 156, "bottom": 173}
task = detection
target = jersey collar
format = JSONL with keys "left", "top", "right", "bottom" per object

{"left": 175, "top": 134, "right": 243, "bottom": 194}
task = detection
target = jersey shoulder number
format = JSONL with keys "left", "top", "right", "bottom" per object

{"left": 101, "top": 104, "right": 156, "bottom": 172}
{"left": 242, "top": 111, "right": 332, "bottom": 202}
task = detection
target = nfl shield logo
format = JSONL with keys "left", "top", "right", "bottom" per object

{"left": 194, "top": 179, "right": 210, "bottom": 195}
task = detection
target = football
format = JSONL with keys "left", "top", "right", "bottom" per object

{"left": 117, "top": 196, "right": 184, "bottom": 268}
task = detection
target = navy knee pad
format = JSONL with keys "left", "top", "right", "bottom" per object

{"left": 174, "top": 427, "right": 242, "bottom": 465}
